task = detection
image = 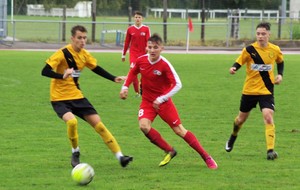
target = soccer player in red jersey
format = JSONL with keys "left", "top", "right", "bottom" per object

{"left": 119, "top": 33, "right": 218, "bottom": 169}
{"left": 122, "top": 11, "right": 151, "bottom": 96}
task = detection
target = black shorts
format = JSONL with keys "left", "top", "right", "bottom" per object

{"left": 239, "top": 94, "right": 275, "bottom": 112}
{"left": 51, "top": 98, "right": 97, "bottom": 119}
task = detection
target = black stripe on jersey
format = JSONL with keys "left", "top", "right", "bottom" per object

{"left": 246, "top": 45, "right": 273, "bottom": 94}
{"left": 62, "top": 48, "right": 80, "bottom": 89}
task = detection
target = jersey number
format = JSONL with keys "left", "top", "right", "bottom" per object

{"left": 138, "top": 109, "right": 144, "bottom": 117}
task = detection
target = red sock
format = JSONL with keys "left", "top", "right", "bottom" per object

{"left": 183, "top": 131, "right": 209, "bottom": 160}
{"left": 145, "top": 128, "right": 173, "bottom": 152}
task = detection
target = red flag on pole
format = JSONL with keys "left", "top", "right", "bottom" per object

{"left": 188, "top": 17, "right": 193, "bottom": 32}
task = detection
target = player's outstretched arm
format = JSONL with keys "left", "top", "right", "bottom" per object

{"left": 229, "top": 67, "right": 237, "bottom": 74}
{"left": 275, "top": 62, "right": 284, "bottom": 85}
{"left": 120, "top": 89, "right": 128, "bottom": 100}
{"left": 41, "top": 64, "right": 73, "bottom": 79}
{"left": 274, "top": 74, "right": 283, "bottom": 85}
{"left": 121, "top": 55, "right": 126, "bottom": 62}
{"left": 229, "top": 62, "right": 241, "bottom": 75}
{"left": 92, "top": 65, "right": 116, "bottom": 81}
{"left": 114, "top": 76, "right": 127, "bottom": 83}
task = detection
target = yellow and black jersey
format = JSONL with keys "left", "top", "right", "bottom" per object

{"left": 45, "top": 44, "right": 97, "bottom": 101}
{"left": 235, "top": 42, "right": 284, "bottom": 95}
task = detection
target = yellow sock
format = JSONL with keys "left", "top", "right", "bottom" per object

{"left": 232, "top": 117, "right": 242, "bottom": 136}
{"left": 265, "top": 124, "right": 275, "bottom": 150}
{"left": 67, "top": 118, "right": 78, "bottom": 149}
{"left": 94, "top": 122, "right": 121, "bottom": 153}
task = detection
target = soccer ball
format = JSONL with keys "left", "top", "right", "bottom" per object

{"left": 71, "top": 163, "right": 95, "bottom": 185}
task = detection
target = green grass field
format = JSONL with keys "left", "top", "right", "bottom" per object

{"left": 0, "top": 50, "right": 299, "bottom": 190}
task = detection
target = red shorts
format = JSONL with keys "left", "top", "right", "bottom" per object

{"left": 138, "top": 99, "right": 181, "bottom": 128}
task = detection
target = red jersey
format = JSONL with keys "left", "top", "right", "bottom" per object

{"left": 122, "top": 54, "right": 182, "bottom": 103}
{"left": 122, "top": 25, "right": 151, "bottom": 63}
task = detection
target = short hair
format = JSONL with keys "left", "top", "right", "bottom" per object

{"left": 134, "top": 11, "right": 143, "bottom": 17}
{"left": 71, "top": 25, "right": 87, "bottom": 36}
{"left": 148, "top": 33, "right": 163, "bottom": 44}
{"left": 256, "top": 22, "right": 271, "bottom": 31}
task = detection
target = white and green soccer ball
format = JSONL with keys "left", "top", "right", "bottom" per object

{"left": 71, "top": 163, "right": 95, "bottom": 185}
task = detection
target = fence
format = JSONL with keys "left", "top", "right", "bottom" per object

{"left": 150, "top": 8, "right": 281, "bottom": 20}
{"left": 100, "top": 29, "right": 125, "bottom": 47}
{"left": 0, "top": 0, "right": 7, "bottom": 38}
{"left": 0, "top": 16, "right": 299, "bottom": 48}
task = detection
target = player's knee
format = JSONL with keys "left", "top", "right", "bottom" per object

{"left": 173, "top": 130, "right": 184, "bottom": 137}
{"left": 235, "top": 116, "right": 246, "bottom": 125}
{"left": 172, "top": 125, "right": 186, "bottom": 137}
{"left": 264, "top": 116, "right": 273, "bottom": 125}
{"left": 262, "top": 108, "right": 274, "bottom": 124}
{"left": 67, "top": 118, "right": 78, "bottom": 128}
{"left": 139, "top": 123, "right": 150, "bottom": 134}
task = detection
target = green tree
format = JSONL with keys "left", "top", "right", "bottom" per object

{"left": 97, "top": 0, "right": 125, "bottom": 15}
{"left": 219, "top": 0, "right": 281, "bottom": 9}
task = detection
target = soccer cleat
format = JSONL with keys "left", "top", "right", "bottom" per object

{"left": 71, "top": 151, "right": 80, "bottom": 168}
{"left": 135, "top": 92, "right": 141, "bottom": 98}
{"left": 120, "top": 155, "right": 133, "bottom": 167}
{"left": 225, "top": 134, "right": 237, "bottom": 152}
{"left": 159, "top": 149, "right": 177, "bottom": 167}
{"left": 267, "top": 150, "right": 278, "bottom": 160}
{"left": 205, "top": 156, "right": 218, "bottom": 170}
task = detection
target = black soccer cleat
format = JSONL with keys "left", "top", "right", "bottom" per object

{"left": 225, "top": 134, "right": 237, "bottom": 152}
{"left": 120, "top": 155, "right": 133, "bottom": 167}
{"left": 71, "top": 151, "right": 80, "bottom": 168}
{"left": 267, "top": 150, "right": 278, "bottom": 160}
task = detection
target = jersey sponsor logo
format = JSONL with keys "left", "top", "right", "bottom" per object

{"left": 71, "top": 70, "right": 81, "bottom": 77}
{"left": 140, "top": 32, "right": 146, "bottom": 36}
{"left": 251, "top": 64, "right": 272, "bottom": 71}
{"left": 153, "top": 70, "right": 162, "bottom": 75}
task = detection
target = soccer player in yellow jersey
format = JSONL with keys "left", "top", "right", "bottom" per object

{"left": 41, "top": 25, "right": 133, "bottom": 168}
{"left": 225, "top": 22, "right": 284, "bottom": 160}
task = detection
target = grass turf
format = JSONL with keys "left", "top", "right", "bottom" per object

{"left": 0, "top": 50, "right": 299, "bottom": 189}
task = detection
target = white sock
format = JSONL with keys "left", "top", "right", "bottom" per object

{"left": 115, "top": 151, "right": 123, "bottom": 160}
{"left": 72, "top": 147, "right": 80, "bottom": 153}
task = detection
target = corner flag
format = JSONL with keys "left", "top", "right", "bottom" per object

{"left": 188, "top": 17, "right": 193, "bottom": 32}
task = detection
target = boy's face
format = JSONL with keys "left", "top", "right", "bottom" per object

{"left": 134, "top": 14, "right": 143, "bottom": 26}
{"left": 256, "top": 27, "right": 270, "bottom": 47}
{"left": 147, "top": 40, "right": 163, "bottom": 62}
{"left": 71, "top": 30, "right": 87, "bottom": 52}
